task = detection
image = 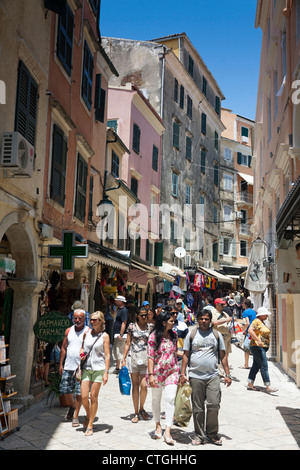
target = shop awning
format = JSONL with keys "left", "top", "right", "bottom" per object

{"left": 88, "top": 241, "right": 131, "bottom": 272}
{"left": 238, "top": 172, "right": 253, "bottom": 185}
{"left": 276, "top": 175, "right": 300, "bottom": 245}
{"left": 199, "top": 266, "right": 233, "bottom": 284}
{"left": 159, "top": 262, "right": 186, "bottom": 280}
{"left": 130, "top": 259, "right": 174, "bottom": 282}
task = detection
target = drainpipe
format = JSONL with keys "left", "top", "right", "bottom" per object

{"left": 160, "top": 46, "right": 166, "bottom": 119}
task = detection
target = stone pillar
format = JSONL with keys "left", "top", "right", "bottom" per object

{"left": 8, "top": 280, "right": 44, "bottom": 398}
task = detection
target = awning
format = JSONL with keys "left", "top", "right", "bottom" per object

{"left": 199, "top": 266, "right": 233, "bottom": 284}
{"left": 130, "top": 259, "right": 174, "bottom": 282}
{"left": 238, "top": 172, "right": 253, "bottom": 185}
{"left": 88, "top": 241, "right": 131, "bottom": 272}
{"left": 159, "top": 262, "right": 186, "bottom": 279}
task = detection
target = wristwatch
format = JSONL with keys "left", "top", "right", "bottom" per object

{"left": 225, "top": 374, "right": 232, "bottom": 379}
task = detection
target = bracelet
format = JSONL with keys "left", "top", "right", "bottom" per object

{"left": 105, "top": 370, "right": 109, "bottom": 373}
{"left": 148, "top": 373, "right": 154, "bottom": 375}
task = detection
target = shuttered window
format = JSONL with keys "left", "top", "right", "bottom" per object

{"left": 75, "top": 153, "right": 88, "bottom": 222}
{"left": 201, "top": 113, "right": 207, "bottom": 134}
{"left": 186, "top": 136, "right": 192, "bottom": 161}
{"left": 132, "top": 123, "right": 141, "bottom": 154}
{"left": 15, "top": 61, "right": 38, "bottom": 146}
{"left": 82, "top": 41, "right": 94, "bottom": 110}
{"left": 57, "top": 3, "right": 74, "bottom": 75}
{"left": 95, "top": 74, "right": 106, "bottom": 122}
{"left": 173, "top": 122, "right": 180, "bottom": 149}
{"left": 152, "top": 145, "right": 158, "bottom": 171}
{"left": 200, "top": 149, "right": 206, "bottom": 174}
{"left": 50, "top": 124, "right": 67, "bottom": 207}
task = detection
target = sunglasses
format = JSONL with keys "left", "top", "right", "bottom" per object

{"left": 138, "top": 314, "right": 148, "bottom": 318}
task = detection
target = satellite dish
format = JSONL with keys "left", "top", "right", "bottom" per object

{"left": 174, "top": 247, "right": 186, "bottom": 258}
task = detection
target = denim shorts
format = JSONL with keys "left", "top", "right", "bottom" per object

{"left": 59, "top": 369, "right": 81, "bottom": 396}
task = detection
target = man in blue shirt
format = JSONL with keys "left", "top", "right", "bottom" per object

{"left": 240, "top": 298, "right": 256, "bottom": 369}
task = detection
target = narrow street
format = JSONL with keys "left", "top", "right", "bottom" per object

{"left": 1, "top": 343, "right": 299, "bottom": 452}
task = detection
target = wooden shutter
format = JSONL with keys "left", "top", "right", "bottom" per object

{"left": 95, "top": 74, "right": 106, "bottom": 122}
{"left": 214, "top": 164, "right": 219, "bottom": 185}
{"left": 237, "top": 152, "right": 242, "bottom": 164}
{"left": 186, "top": 136, "right": 192, "bottom": 161}
{"left": 132, "top": 124, "right": 140, "bottom": 154}
{"left": 201, "top": 149, "right": 206, "bottom": 174}
{"left": 57, "top": 3, "right": 74, "bottom": 75}
{"left": 152, "top": 145, "right": 158, "bottom": 171}
{"left": 180, "top": 85, "right": 184, "bottom": 108}
{"left": 248, "top": 155, "right": 252, "bottom": 167}
{"left": 82, "top": 42, "right": 94, "bottom": 110}
{"left": 201, "top": 113, "right": 206, "bottom": 134}
{"left": 154, "top": 241, "right": 163, "bottom": 266}
{"left": 15, "top": 61, "right": 38, "bottom": 146}
{"left": 50, "top": 124, "right": 67, "bottom": 206}
{"left": 173, "top": 122, "right": 180, "bottom": 149}
{"left": 75, "top": 154, "right": 88, "bottom": 222}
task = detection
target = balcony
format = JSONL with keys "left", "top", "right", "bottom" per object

{"left": 236, "top": 191, "right": 253, "bottom": 206}
{"left": 239, "top": 223, "right": 252, "bottom": 238}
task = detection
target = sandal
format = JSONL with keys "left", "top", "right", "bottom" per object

{"left": 72, "top": 417, "right": 80, "bottom": 427}
{"left": 85, "top": 427, "right": 93, "bottom": 436}
{"left": 163, "top": 434, "right": 175, "bottom": 446}
{"left": 139, "top": 408, "right": 149, "bottom": 420}
{"left": 247, "top": 385, "right": 257, "bottom": 391}
{"left": 191, "top": 439, "right": 204, "bottom": 446}
{"left": 206, "top": 436, "right": 222, "bottom": 446}
{"left": 131, "top": 414, "right": 139, "bottom": 423}
{"left": 266, "top": 387, "right": 278, "bottom": 394}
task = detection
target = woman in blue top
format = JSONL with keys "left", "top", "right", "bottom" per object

{"left": 240, "top": 299, "right": 256, "bottom": 369}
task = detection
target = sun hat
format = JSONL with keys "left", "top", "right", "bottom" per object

{"left": 116, "top": 295, "right": 126, "bottom": 303}
{"left": 256, "top": 307, "right": 272, "bottom": 317}
{"left": 175, "top": 298, "right": 183, "bottom": 303}
{"left": 214, "top": 298, "right": 226, "bottom": 305}
{"left": 71, "top": 300, "right": 83, "bottom": 310}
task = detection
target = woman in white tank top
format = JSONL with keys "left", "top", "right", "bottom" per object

{"left": 80, "top": 311, "right": 110, "bottom": 436}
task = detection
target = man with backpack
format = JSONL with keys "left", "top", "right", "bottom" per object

{"left": 180, "top": 309, "right": 232, "bottom": 446}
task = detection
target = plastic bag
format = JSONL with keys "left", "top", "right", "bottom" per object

{"left": 119, "top": 366, "right": 131, "bottom": 395}
{"left": 174, "top": 383, "right": 192, "bottom": 427}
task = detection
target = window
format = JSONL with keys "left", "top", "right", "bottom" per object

{"left": 152, "top": 145, "right": 158, "bottom": 171}
{"left": 170, "top": 219, "right": 176, "bottom": 244}
{"left": 180, "top": 85, "right": 184, "bottom": 109}
{"left": 135, "top": 235, "right": 141, "bottom": 257}
{"left": 82, "top": 41, "right": 94, "bottom": 110}
{"left": 131, "top": 177, "right": 138, "bottom": 196}
{"left": 111, "top": 151, "right": 119, "bottom": 178}
{"left": 200, "top": 149, "right": 206, "bottom": 174}
{"left": 186, "top": 136, "right": 192, "bottom": 161}
{"left": 95, "top": 73, "right": 106, "bottom": 122}
{"left": 173, "top": 121, "right": 180, "bottom": 149}
{"left": 75, "top": 154, "right": 88, "bottom": 222}
{"left": 174, "top": 78, "right": 178, "bottom": 102}
{"left": 172, "top": 172, "right": 178, "bottom": 197}
{"left": 213, "top": 242, "right": 218, "bottom": 262}
{"left": 224, "top": 174, "right": 233, "bottom": 191}
{"left": 187, "top": 95, "right": 193, "bottom": 119}
{"left": 57, "top": 3, "right": 74, "bottom": 75}
{"left": 185, "top": 184, "right": 191, "bottom": 204}
{"left": 223, "top": 205, "right": 232, "bottom": 222}
{"left": 215, "top": 96, "right": 221, "bottom": 116}
{"left": 214, "top": 164, "right": 219, "bottom": 186}
{"left": 202, "top": 77, "right": 207, "bottom": 96}
{"left": 188, "top": 55, "right": 194, "bottom": 77}
{"left": 240, "top": 240, "right": 247, "bottom": 257}
{"left": 146, "top": 240, "right": 153, "bottom": 263}
{"left": 199, "top": 195, "right": 205, "bottom": 216}
{"left": 223, "top": 238, "right": 230, "bottom": 255}
{"left": 224, "top": 148, "right": 232, "bottom": 161}
{"left": 214, "top": 131, "right": 219, "bottom": 150}
{"left": 88, "top": 174, "right": 94, "bottom": 221}
{"left": 50, "top": 124, "right": 67, "bottom": 207}
{"left": 201, "top": 113, "right": 207, "bottom": 134}
{"left": 132, "top": 123, "right": 141, "bottom": 154}
{"left": 15, "top": 61, "right": 38, "bottom": 146}
{"left": 237, "top": 152, "right": 251, "bottom": 167}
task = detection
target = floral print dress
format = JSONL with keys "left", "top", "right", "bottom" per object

{"left": 146, "top": 331, "right": 179, "bottom": 388}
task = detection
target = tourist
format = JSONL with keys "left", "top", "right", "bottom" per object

{"left": 180, "top": 309, "right": 232, "bottom": 446}
{"left": 121, "top": 306, "right": 153, "bottom": 422}
{"left": 68, "top": 300, "right": 91, "bottom": 327}
{"left": 147, "top": 311, "right": 179, "bottom": 445}
{"left": 239, "top": 298, "right": 256, "bottom": 369}
{"left": 247, "top": 307, "right": 278, "bottom": 394}
{"left": 112, "top": 295, "right": 128, "bottom": 374}
{"left": 80, "top": 311, "right": 110, "bottom": 436}
{"left": 58, "top": 309, "right": 90, "bottom": 426}
{"left": 211, "top": 298, "right": 232, "bottom": 376}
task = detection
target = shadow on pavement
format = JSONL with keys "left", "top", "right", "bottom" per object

{"left": 276, "top": 406, "right": 300, "bottom": 448}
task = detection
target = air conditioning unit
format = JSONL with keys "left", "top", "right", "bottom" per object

{"left": 236, "top": 211, "right": 244, "bottom": 219}
{"left": 1, "top": 132, "right": 34, "bottom": 176}
{"left": 204, "top": 260, "right": 211, "bottom": 269}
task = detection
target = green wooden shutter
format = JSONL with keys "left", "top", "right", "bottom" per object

{"left": 180, "top": 85, "right": 184, "bottom": 108}
{"left": 152, "top": 145, "right": 158, "bottom": 171}
{"left": 214, "top": 164, "right": 219, "bottom": 185}
{"left": 95, "top": 74, "right": 106, "bottom": 122}
{"left": 154, "top": 241, "right": 163, "bottom": 266}
{"left": 248, "top": 155, "right": 252, "bottom": 167}
{"left": 75, "top": 154, "right": 88, "bottom": 222}
{"left": 173, "top": 122, "right": 180, "bottom": 149}
{"left": 132, "top": 124, "right": 140, "bottom": 154}
{"left": 15, "top": 61, "right": 38, "bottom": 146}
{"left": 186, "top": 136, "right": 192, "bottom": 161}
{"left": 237, "top": 152, "right": 242, "bottom": 164}
{"left": 201, "top": 149, "right": 206, "bottom": 174}
{"left": 201, "top": 113, "right": 206, "bottom": 134}
{"left": 50, "top": 124, "right": 67, "bottom": 207}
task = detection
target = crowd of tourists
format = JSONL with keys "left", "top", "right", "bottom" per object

{"left": 57, "top": 290, "right": 277, "bottom": 445}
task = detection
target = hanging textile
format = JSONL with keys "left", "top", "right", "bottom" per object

{"left": 244, "top": 239, "right": 268, "bottom": 293}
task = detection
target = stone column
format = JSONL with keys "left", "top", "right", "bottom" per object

{"left": 8, "top": 280, "right": 44, "bottom": 398}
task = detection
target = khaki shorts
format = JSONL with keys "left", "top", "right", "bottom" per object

{"left": 82, "top": 369, "right": 105, "bottom": 383}
{"left": 222, "top": 334, "right": 232, "bottom": 354}
{"left": 112, "top": 337, "right": 126, "bottom": 361}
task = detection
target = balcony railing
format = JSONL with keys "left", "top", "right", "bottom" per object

{"left": 237, "top": 192, "right": 253, "bottom": 204}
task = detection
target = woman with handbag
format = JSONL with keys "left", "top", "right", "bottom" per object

{"left": 146, "top": 311, "right": 179, "bottom": 445}
{"left": 80, "top": 311, "right": 110, "bottom": 436}
{"left": 121, "top": 306, "right": 153, "bottom": 423}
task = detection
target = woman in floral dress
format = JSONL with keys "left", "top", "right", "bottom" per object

{"left": 147, "top": 311, "right": 179, "bottom": 445}
{"left": 122, "top": 306, "right": 153, "bottom": 422}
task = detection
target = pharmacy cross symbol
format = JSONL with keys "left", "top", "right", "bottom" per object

{"left": 48, "top": 231, "right": 88, "bottom": 272}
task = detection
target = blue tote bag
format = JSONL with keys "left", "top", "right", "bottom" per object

{"left": 119, "top": 366, "right": 131, "bottom": 395}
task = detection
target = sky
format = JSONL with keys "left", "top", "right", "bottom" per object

{"left": 100, "top": 0, "right": 262, "bottom": 121}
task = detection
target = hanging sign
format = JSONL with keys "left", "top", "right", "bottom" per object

{"left": 48, "top": 231, "right": 88, "bottom": 272}
{"left": 33, "top": 311, "right": 72, "bottom": 343}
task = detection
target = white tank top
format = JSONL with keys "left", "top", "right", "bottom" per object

{"left": 83, "top": 331, "right": 107, "bottom": 371}
{"left": 64, "top": 325, "right": 90, "bottom": 371}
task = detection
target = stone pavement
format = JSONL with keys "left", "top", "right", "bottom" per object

{"left": 1, "top": 342, "right": 300, "bottom": 451}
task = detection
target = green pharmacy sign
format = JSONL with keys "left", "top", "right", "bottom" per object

{"left": 33, "top": 311, "right": 72, "bottom": 343}
{"left": 48, "top": 231, "right": 88, "bottom": 272}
